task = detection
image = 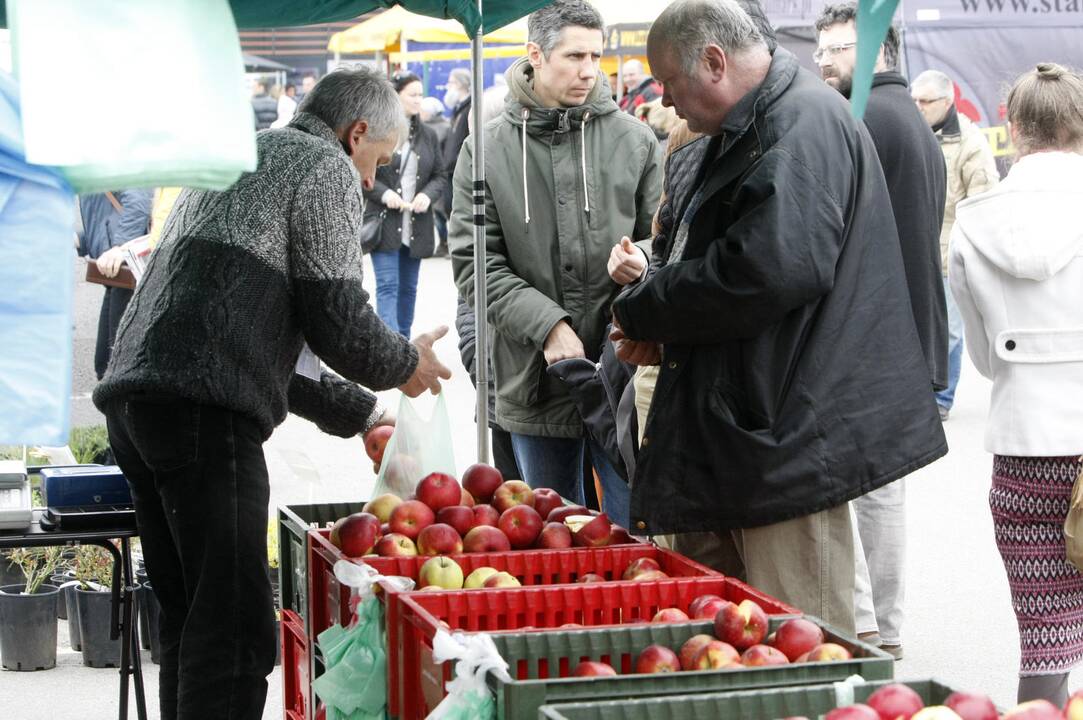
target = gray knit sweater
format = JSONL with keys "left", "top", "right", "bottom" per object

{"left": 93, "top": 112, "right": 419, "bottom": 439}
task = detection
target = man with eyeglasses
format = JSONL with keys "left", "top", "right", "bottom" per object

{"left": 912, "top": 70, "right": 1000, "bottom": 423}
{"left": 815, "top": 2, "right": 948, "bottom": 663}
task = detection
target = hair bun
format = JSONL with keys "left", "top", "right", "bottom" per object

{"left": 1036, "top": 62, "right": 1066, "bottom": 80}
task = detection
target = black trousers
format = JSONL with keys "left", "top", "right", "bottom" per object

{"left": 94, "top": 286, "right": 133, "bottom": 380}
{"left": 104, "top": 395, "right": 276, "bottom": 720}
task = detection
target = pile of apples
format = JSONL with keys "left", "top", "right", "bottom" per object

{"left": 572, "top": 599, "right": 856, "bottom": 676}
{"left": 826, "top": 689, "right": 1083, "bottom": 720}
{"left": 328, "top": 463, "right": 635, "bottom": 561}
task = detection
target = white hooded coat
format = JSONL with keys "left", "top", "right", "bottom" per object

{"left": 949, "top": 151, "right": 1083, "bottom": 456}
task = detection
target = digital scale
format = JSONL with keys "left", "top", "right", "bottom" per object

{"left": 0, "top": 460, "right": 33, "bottom": 530}
{"left": 39, "top": 465, "right": 135, "bottom": 531}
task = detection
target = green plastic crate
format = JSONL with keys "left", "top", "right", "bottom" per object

{"left": 277, "top": 501, "right": 364, "bottom": 623}
{"left": 485, "top": 616, "right": 893, "bottom": 720}
{"left": 537, "top": 678, "right": 959, "bottom": 720}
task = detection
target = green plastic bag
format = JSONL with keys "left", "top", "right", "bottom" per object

{"left": 9, "top": 0, "right": 257, "bottom": 193}
{"left": 374, "top": 391, "right": 457, "bottom": 498}
{"left": 313, "top": 561, "right": 414, "bottom": 720}
{"left": 426, "top": 629, "right": 513, "bottom": 720}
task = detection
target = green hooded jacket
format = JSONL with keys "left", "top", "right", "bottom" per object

{"left": 449, "top": 57, "right": 663, "bottom": 438}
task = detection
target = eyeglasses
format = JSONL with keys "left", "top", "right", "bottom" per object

{"left": 813, "top": 42, "right": 856, "bottom": 63}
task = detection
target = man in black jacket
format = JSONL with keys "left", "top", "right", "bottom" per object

{"left": 815, "top": 3, "right": 948, "bottom": 659}
{"left": 440, "top": 68, "right": 472, "bottom": 216}
{"left": 611, "top": 0, "right": 946, "bottom": 631}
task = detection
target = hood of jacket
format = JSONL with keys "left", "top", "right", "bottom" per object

{"left": 502, "top": 57, "right": 619, "bottom": 131}
{"left": 956, "top": 151, "right": 1083, "bottom": 281}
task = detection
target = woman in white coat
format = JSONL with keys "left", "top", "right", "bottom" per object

{"left": 950, "top": 62, "right": 1083, "bottom": 707}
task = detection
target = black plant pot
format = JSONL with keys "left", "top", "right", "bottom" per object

{"left": 75, "top": 587, "right": 121, "bottom": 668}
{"left": 0, "top": 583, "right": 59, "bottom": 671}
{"left": 141, "top": 582, "right": 160, "bottom": 665}
{"left": 64, "top": 584, "right": 82, "bottom": 651}
{"left": 51, "top": 574, "right": 70, "bottom": 620}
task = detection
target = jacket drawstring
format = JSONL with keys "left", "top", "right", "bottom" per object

{"left": 521, "top": 108, "right": 530, "bottom": 224}
{"left": 580, "top": 112, "right": 591, "bottom": 214}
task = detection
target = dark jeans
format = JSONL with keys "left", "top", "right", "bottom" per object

{"left": 491, "top": 427, "right": 521, "bottom": 481}
{"left": 370, "top": 245, "right": 421, "bottom": 338}
{"left": 95, "top": 286, "right": 133, "bottom": 380}
{"left": 104, "top": 395, "right": 276, "bottom": 720}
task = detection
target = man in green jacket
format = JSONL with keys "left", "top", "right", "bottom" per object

{"left": 449, "top": 0, "right": 662, "bottom": 528}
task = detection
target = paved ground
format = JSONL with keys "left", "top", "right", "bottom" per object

{"left": 5, "top": 254, "right": 1080, "bottom": 717}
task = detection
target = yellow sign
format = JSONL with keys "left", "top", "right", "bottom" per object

{"left": 982, "top": 125, "right": 1014, "bottom": 158}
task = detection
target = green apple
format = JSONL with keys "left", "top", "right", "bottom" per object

{"left": 464, "top": 567, "right": 500, "bottom": 589}
{"left": 418, "top": 556, "right": 464, "bottom": 590}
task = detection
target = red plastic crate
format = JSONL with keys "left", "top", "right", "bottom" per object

{"left": 281, "top": 610, "right": 309, "bottom": 720}
{"left": 305, "top": 529, "right": 710, "bottom": 719}
{"left": 398, "top": 577, "right": 800, "bottom": 720}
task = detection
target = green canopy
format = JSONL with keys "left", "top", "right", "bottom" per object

{"left": 0, "top": 0, "right": 548, "bottom": 34}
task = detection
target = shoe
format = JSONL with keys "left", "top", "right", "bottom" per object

{"left": 937, "top": 405, "right": 950, "bottom": 421}
{"left": 878, "top": 643, "right": 903, "bottom": 660}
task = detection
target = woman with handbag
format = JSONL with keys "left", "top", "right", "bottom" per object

{"left": 362, "top": 72, "right": 448, "bottom": 337}
{"left": 949, "top": 63, "right": 1083, "bottom": 707}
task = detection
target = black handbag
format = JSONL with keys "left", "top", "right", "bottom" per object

{"left": 360, "top": 210, "right": 386, "bottom": 254}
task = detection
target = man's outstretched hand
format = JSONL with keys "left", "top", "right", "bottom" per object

{"left": 399, "top": 326, "right": 452, "bottom": 396}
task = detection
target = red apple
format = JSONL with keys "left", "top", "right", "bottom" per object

{"left": 364, "top": 425, "right": 394, "bottom": 463}
{"left": 1000, "top": 701, "right": 1062, "bottom": 720}
{"left": 622, "top": 557, "right": 661, "bottom": 580}
{"left": 472, "top": 504, "right": 500, "bottom": 527}
{"left": 772, "top": 617, "right": 826, "bottom": 662}
{"left": 804, "top": 643, "right": 852, "bottom": 662}
{"left": 741, "top": 644, "right": 789, "bottom": 666}
{"left": 498, "top": 505, "right": 544, "bottom": 548}
{"left": 608, "top": 526, "right": 636, "bottom": 545}
{"left": 577, "top": 573, "right": 606, "bottom": 583}
{"left": 630, "top": 569, "right": 670, "bottom": 581}
{"left": 652, "top": 607, "right": 690, "bottom": 623}
{"left": 1063, "top": 690, "right": 1083, "bottom": 720}
{"left": 547, "top": 505, "right": 590, "bottom": 524}
{"left": 679, "top": 634, "right": 716, "bottom": 671}
{"left": 572, "top": 661, "right": 617, "bottom": 677}
{"left": 532, "top": 488, "right": 564, "bottom": 522}
{"left": 436, "top": 505, "right": 477, "bottom": 538}
{"left": 944, "top": 692, "right": 996, "bottom": 720}
{"left": 492, "top": 480, "right": 535, "bottom": 512}
{"left": 635, "top": 644, "right": 681, "bottom": 673}
{"left": 388, "top": 500, "right": 435, "bottom": 541}
{"left": 361, "top": 493, "right": 402, "bottom": 523}
{"left": 536, "top": 521, "right": 573, "bottom": 549}
{"left": 461, "top": 463, "right": 504, "bottom": 504}
{"left": 689, "top": 595, "right": 731, "bottom": 620}
{"left": 692, "top": 639, "right": 742, "bottom": 669}
{"left": 462, "top": 525, "right": 512, "bottom": 553}
{"left": 380, "top": 522, "right": 391, "bottom": 536}
{"left": 416, "top": 523, "right": 463, "bottom": 556}
{"left": 383, "top": 454, "right": 420, "bottom": 489}
{"left": 329, "top": 512, "right": 381, "bottom": 557}
{"left": 418, "top": 556, "right": 464, "bottom": 589}
{"left": 715, "top": 599, "right": 768, "bottom": 650}
{"left": 416, "top": 472, "right": 462, "bottom": 512}
{"left": 912, "top": 709, "right": 965, "bottom": 720}
{"left": 460, "top": 488, "right": 475, "bottom": 507}
{"left": 569, "top": 513, "right": 613, "bottom": 547}
{"left": 482, "top": 571, "right": 522, "bottom": 588}
{"left": 826, "top": 705, "right": 881, "bottom": 720}
{"left": 867, "top": 684, "right": 926, "bottom": 720}
{"left": 374, "top": 532, "right": 418, "bottom": 557}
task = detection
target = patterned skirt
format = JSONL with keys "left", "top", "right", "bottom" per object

{"left": 990, "top": 454, "right": 1083, "bottom": 676}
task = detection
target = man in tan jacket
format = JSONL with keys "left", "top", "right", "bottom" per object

{"left": 912, "top": 69, "right": 999, "bottom": 420}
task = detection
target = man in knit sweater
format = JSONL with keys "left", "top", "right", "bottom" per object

{"left": 93, "top": 67, "right": 450, "bottom": 720}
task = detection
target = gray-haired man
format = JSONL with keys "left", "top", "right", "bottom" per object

{"left": 611, "top": 0, "right": 945, "bottom": 630}
{"left": 94, "top": 66, "right": 450, "bottom": 720}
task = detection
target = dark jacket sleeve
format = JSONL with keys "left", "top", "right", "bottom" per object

{"left": 287, "top": 370, "right": 380, "bottom": 438}
{"left": 113, "top": 189, "right": 154, "bottom": 245}
{"left": 456, "top": 295, "right": 478, "bottom": 382}
{"left": 614, "top": 147, "right": 845, "bottom": 344}
{"left": 289, "top": 157, "right": 419, "bottom": 394}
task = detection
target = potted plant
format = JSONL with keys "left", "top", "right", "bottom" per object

{"left": 0, "top": 546, "right": 64, "bottom": 671}
{"left": 72, "top": 544, "right": 121, "bottom": 668}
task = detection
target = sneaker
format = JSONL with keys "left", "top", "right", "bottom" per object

{"left": 937, "top": 405, "right": 950, "bottom": 422}
{"left": 879, "top": 643, "right": 903, "bottom": 660}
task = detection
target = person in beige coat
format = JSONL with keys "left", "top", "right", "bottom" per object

{"left": 912, "top": 69, "right": 1000, "bottom": 419}
{"left": 949, "top": 62, "right": 1083, "bottom": 707}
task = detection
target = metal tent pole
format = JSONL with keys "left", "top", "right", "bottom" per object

{"left": 471, "top": 0, "right": 491, "bottom": 464}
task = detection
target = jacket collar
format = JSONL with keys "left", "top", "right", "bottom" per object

{"left": 871, "top": 70, "right": 908, "bottom": 90}
{"left": 288, "top": 111, "right": 342, "bottom": 148}
{"left": 933, "top": 104, "right": 961, "bottom": 137}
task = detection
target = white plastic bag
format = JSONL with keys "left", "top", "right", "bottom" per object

{"left": 426, "top": 630, "right": 512, "bottom": 720}
{"left": 374, "top": 392, "right": 457, "bottom": 498}
{"left": 9, "top": 0, "right": 257, "bottom": 192}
